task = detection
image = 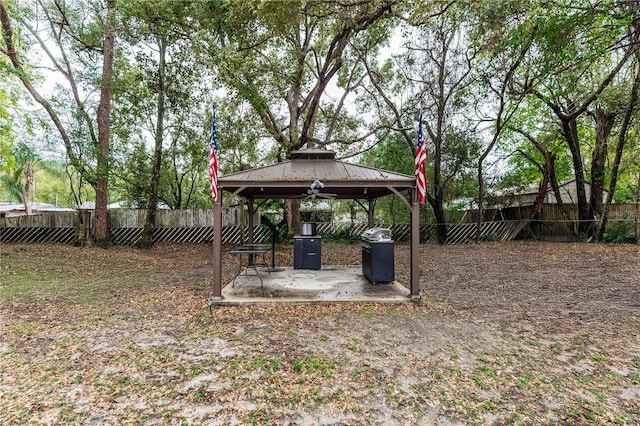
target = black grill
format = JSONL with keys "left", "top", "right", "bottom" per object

{"left": 361, "top": 228, "right": 394, "bottom": 283}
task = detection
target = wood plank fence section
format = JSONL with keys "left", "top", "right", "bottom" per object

{"left": 1, "top": 211, "right": 79, "bottom": 227}
{"left": 445, "top": 220, "right": 530, "bottom": 245}
{"left": 0, "top": 211, "right": 430, "bottom": 245}
{"left": 0, "top": 212, "right": 78, "bottom": 244}
{"left": 0, "top": 226, "right": 77, "bottom": 244}
{"left": 460, "top": 203, "right": 639, "bottom": 241}
{"left": 1, "top": 205, "right": 637, "bottom": 245}
{"left": 464, "top": 203, "right": 639, "bottom": 222}
{"left": 108, "top": 209, "right": 214, "bottom": 228}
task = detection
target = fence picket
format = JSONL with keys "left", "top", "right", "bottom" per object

{"left": 1, "top": 206, "right": 637, "bottom": 245}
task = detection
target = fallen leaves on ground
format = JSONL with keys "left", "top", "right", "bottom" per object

{"left": 1, "top": 241, "right": 639, "bottom": 425}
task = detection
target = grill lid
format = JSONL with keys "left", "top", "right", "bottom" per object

{"left": 362, "top": 227, "right": 392, "bottom": 242}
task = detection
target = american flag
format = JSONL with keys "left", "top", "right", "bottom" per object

{"left": 209, "top": 105, "right": 219, "bottom": 201}
{"left": 415, "top": 113, "right": 427, "bottom": 205}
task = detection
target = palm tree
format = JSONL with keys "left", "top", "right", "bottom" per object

{"left": 0, "top": 143, "right": 37, "bottom": 215}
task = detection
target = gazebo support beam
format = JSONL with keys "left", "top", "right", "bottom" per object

{"left": 210, "top": 186, "right": 248, "bottom": 301}
{"left": 222, "top": 186, "right": 247, "bottom": 209}
{"left": 410, "top": 189, "right": 421, "bottom": 301}
{"left": 247, "top": 198, "right": 255, "bottom": 265}
{"left": 211, "top": 193, "right": 223, "bottom": 301}
{"left": 248, "top": 198, "right": 254, "bottom": 244}
{"left": 387, "top": 186, "right": 421, "bottom": 301}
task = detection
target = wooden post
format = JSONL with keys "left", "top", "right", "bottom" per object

{"left": 247, "top": 199, "right": 254, "bottom": 243}
{"left": 247, "top": 198, "right": 255, "bottom": 264}
{"left": 410, "top": 189, "right": 421, "bottom": 301}
{"left": 211, "top": 194, "right": 223, "bottom": 300}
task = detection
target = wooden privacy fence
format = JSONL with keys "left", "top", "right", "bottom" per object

{"left": 477, "top": 203, "right": 639, "bottom": 223}
{"left": 1, "top": 211, "right": 79, "bottom": 244}
{"left": 0, "top": 214, "right": 426, "bottom": 245}
{"left": 1, "top": 205, "right": 637, "bottom": 245}
{"left": 0, "top": 210, "right": 434, "bottom": 245}
{"left": 470, "top": 203, "right": 639, "bottom": 241}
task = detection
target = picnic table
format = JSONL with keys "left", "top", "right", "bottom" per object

{"left": 229, "top": 244, "right": 272, "bottom": 288}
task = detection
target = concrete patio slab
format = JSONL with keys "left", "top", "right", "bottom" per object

{"left": 209, "top": 265, "right": 411, "bottom": 306}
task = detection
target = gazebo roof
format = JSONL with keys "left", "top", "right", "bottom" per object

{"left": 218, "top": 148, "right": 415, "bottom": 200}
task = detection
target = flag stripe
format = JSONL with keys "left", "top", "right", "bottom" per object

{"left": 415, "top": 113, "right": 427, "bottom": 205}
{"left": 209, "top": 105, "right": 219, "bottom": 202}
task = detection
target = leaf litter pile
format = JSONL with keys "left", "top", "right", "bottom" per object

{"left": 1, "top": 241, "right": 639, "bottom": 425}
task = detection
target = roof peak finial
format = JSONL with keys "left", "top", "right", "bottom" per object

{"left": 291, "top": 147, "right": 336, "bottom": 160}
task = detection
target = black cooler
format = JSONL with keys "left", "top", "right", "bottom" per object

{"left": 361, "top": 228, "right": 394, "bottom": 283}
{"left": 294, "top": 235, "right": 321, "bottom": 269}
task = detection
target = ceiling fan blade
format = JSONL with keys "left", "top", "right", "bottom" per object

{"left": 316, "top": 193, "right": 337, "bottom": 199}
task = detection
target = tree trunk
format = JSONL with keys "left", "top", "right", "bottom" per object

{"left": 429, "top": 184, "right": 447, "bottom": 243}
{"left": 560, "top": 115, "right": 590, "bottom": 237}
{"left": 76, "top": 210, "right": 93, "bottom": 247}
{"left": 549, "top": 164, "right": 578, "bottom": 240}
{"left": 433, "top": 204, "right": 447, "bottom": 244}
{"left": 598, "top": 59, "right": 640, "bottom": 239}
{"left": 94, "top": 0, "right": 116, "bottom": 246}
{"left": 284, "top": 199, "right": 301, "bottom": 237}
{"left": 475, "top": 160, "right": 485, "bottom": 243}
{"left": 589, "top": 107, "right": 615, "bottom": 237}
{"left": 22, "top": 162, "right": 33, "bottom": 215}
{"left": 431, "top": 131, "right": 447, "bottom": 244}
{"left": 142, "top": 34, "right": 167, "bottom": 248}
{"left": 635, "top": 173, "right": 640, "bottom": 243}
{"left": 530, "top": 152, "right": 554, "bottom": 220}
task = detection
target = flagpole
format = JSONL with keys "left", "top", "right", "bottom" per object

{"left": 209, "top": 105, "right": 219, "bottom": 202}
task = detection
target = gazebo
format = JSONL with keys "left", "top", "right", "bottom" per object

{"left": 211, "top": 148, "right": 421, "bottom": 301}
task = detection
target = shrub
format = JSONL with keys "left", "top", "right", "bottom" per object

{"left": 601, "top": 221, "right": 637, "bottom": 243}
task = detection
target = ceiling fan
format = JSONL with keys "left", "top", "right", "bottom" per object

{"left": 299, "top": 180, "right": 337, "bottom": 200}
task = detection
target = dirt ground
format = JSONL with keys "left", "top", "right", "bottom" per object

{"left": 1, "top": 241, "right": 639, "bottom": 425}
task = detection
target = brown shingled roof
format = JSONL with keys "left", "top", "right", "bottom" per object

{"left": 218, "top": 148, "right": 415, "bottom": 200}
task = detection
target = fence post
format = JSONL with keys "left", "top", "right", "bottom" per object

{"left": 76, "top": 210, "right": 94, "bottom": 246}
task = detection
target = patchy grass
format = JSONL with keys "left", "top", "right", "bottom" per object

{"left": 1, "top": 242, "right": 639, "bottom": 424}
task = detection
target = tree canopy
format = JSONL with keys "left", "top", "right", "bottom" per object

{"left": 1, "top": 0, "right": 639, "bottom": 243}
